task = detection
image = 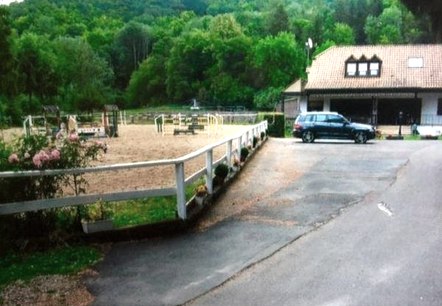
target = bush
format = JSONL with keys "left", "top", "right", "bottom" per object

{"left": 258, "top": 112, "right": 285, "bottom": 137}
{"left": 214, "top": 163, "right": 229, "bottom": 179}
{"left": 260, "top": 131, "right": 266, "bottom": 141}
{"left": 253, "top": 136, "right": 258, "bottom": 148}
{"left": 0, "top": 134, "right": 106, "bottom": 253}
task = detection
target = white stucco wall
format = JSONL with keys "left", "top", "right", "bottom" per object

{"left": 323, "top": 98, "right": 331, "bottom": 111}
{"left": 420, "top": 93, "right": 442, "bottom": 125}
{"left": 300, "top": 97, "right": 308, "bottom": 113}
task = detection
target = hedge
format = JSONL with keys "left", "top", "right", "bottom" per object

{"left": 258, "top": 112, "right": 285, "bottom": 137}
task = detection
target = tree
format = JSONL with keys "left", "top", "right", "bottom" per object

{"left": 126, "top": 36, "right": 173, "bottom": 107}
{"left": 266, "top": 2, "right": 290, "bottom": 36}
{"left": 332, "top": 0, "right": 382, "bottom": 44}
{"left": 324, "top": 22, "right": 356, "bottom": 45}
{"left": 253, "top": 32, "right": 305, "bottom": 110}
{"left": 0, "top": 7, "right": 14, "bottom": 96}
{"left": 54, "top": 37, "right": 114, "bottom": 112}
{"left": 166, "top": 30, "right": 215, "bottom": 102}
{"left": 111, "top": 22, "right": 150, "bottom": 90}
{"left": 364, "top": 2, "right": 424, "bottom": 44}
{"left": 253, "top": 32, "right": 305, "bottom": 88}
{"left": 209, "top": 14, "right": 243, "bottom": 40}
{"left": 401, "top": 0, "right": 442, "bottom": 42}
{"left": 15, "top": 33, "right": 59, "bottom": 111}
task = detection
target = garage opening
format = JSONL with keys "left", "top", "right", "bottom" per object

{"left": 330, "top": 99, "right": 372, "bottom": 123}
{"left": 377, "top": 99, "right": 421, "bottom": 125}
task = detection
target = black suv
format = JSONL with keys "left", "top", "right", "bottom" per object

{"left": 293, "top": 112, "right": 376, "bottom": 143}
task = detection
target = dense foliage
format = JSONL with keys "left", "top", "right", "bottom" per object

{"left": 0, "top": 0, "right": 437, "bottom": 123}
{"left": 0, "top": 133, "right": 106, "bottom": 253}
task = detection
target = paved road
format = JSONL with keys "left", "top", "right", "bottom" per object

{"left": 86, "top": 139, "right": 442, "bottom": 305}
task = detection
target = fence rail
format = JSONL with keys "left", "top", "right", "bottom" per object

{"left": 0, "top": 121, "right": 268, "bottom": 220}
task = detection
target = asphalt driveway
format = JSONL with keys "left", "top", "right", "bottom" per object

{"left": 86, "top": 138, "right": 434, "bottom": 305}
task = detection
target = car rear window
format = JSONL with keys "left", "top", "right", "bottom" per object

{"left": 296, "top": 115, "right": 306, "bottom": 123}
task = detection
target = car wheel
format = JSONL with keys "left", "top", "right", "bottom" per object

{"left": 354, "top": 131, "right": 367, "bottom": 144}
{"left": 302, "top": 131, "right": 315, "bottom": 143}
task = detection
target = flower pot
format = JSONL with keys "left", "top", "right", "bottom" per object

{"left": 195, "top": 196, "right": 205, "bottom": 207}
{"left": 81, "top": 219, "right": 113, "bottom": 234}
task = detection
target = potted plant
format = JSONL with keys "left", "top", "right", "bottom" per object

{"left": 260, "top": 131, "right": 266, "bottom": 141}
{"left": 253, "top": 136, "right": 259, "bottom": 148}
{"left": 81, "top": 199, "right": 113, "bottom": 233}
{"left": 240, "top": 147, "right": 249, "bottom": 162}
{"left": 231, "top": 155, "right": 241, "bottom": 171}
{"left": 194, "top": 184, "right": 208, "bottom": 206}
{"left": 214, "top": 163, "right": 229, "bottom": 186}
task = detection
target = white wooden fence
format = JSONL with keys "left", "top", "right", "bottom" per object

{"left": 0, "top": 121, "right": 268, "bottom": 220}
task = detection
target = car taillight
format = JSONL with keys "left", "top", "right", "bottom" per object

{"left": 293, "top": 123, "right": 302, "bottom": 130}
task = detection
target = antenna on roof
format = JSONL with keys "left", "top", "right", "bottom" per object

{"left": 305, "top": 37, "right": 313, "bottom": 67}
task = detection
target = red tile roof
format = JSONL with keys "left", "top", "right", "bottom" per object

{"left": 304, "top": 45, "right": 442, "bottom": 93}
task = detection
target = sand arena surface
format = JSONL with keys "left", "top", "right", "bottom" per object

{"left": 2, "top": 124, "right": 249, "bottom": 194}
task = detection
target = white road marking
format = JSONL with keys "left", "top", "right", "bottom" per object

{"left": 377, "top": 201, "right": 393, "bottom": 217}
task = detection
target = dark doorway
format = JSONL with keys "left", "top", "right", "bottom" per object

{"left": 377, "top": 99, "right": 421, "bottom": 125}
{"left": 330, "top": 99, "right": 372, "bottom": 123}
{"left": 308, "top": 100, "right": 324, "bottom": 111}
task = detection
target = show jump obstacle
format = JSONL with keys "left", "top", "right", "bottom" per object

{"left": 23, "top": 105, "right": 120, "bottom": 138}
{"left": 154, "top": 113, "right": 223, "bottom": 136}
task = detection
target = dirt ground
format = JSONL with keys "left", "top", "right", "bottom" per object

{"left": 0, "top": 124, "right": 249, "bottom": 306}
{"left": 2, "top": 124, "right": 248, "bottom": 194}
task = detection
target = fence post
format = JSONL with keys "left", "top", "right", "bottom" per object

{"left": 246, "top": 131, "right": 250, "bottom": 146}
{"left": 175, "top": 162, "right": 187, "bottom": 220}
{"left": 206, "top": 149, "right": 213, "bottom": 194}
{"left": 237, "top": 135, "right": 242, "bottom": 154}
{"left": 226, "top": 140, "right": 232, "bottom": 168}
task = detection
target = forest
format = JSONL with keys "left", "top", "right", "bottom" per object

{"left": 0, "top": 0, "right": 439, "bottom": 124}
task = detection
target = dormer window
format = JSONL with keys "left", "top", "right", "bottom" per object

{"left": 346, "top": 62, "right": 357, "bottom": 76}
{"left": 358, "top": 62, "right": 368, "bottom": 76}
{"left": 370, "top": 62, "right": 380, "bottom": 76}
{"left": 345, "top": 55, "right": 381, "bottom": 77}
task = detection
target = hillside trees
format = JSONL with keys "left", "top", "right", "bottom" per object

{"left": 364, "top": 1, "right": 423, "bottom": 44}
{"left": 111, "top": 22, "right": 151, "bottom": 90}
{"left": 253, "top": 32, "right": 305, "bottom": 109}
{"left": 53, "top": 37, "right": 114, "bottom": 112}
{"left": 166, "top": 30, "right": 215, "bottom": 103}
{"left": 0, "top": 7, "right": 14, "bottom": 97}
{"left": 401, "top": 0, "right": 442, "bottom": 42}
{"left": 0, "top": 0, "right": 436, "bottom": 118}
{"left": 266, "top": 2, "right": 290, "bottom": 36}
{"left": 15, "top": 33, "right": 59, "bottom": 113}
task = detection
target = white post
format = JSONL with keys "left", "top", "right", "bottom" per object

{"left": 226, "top": 140, "right": 232, "bottom": 168}
{"left": 162, "top": 114, "right": 165, "bottom": 136}
{"left": 175, "top": 162, "right": 187, "bottom": 220}
{"left": 206, "top": 149, "right": 213, "bottom": 194}
{"left": 246, "top": 131, "right": 250, "bottom": 147}
{"left": 237, "top": 135, "right": 242, "bottom": 154}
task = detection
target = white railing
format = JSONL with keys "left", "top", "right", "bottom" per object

{"left": 0, "top": 121, "right": 268, "bottom": 220}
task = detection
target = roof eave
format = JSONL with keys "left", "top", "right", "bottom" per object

{"left": 305, "top": 87, "right": 442, "bottom": 95}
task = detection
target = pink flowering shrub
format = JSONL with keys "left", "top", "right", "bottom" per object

{"left": 1, "top": 134, "right": 106, "bottom": 202}
{"left": 0, "top": 134, "right": 107, "bottom": 251}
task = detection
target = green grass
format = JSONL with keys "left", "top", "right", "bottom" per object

{"left": 125, "top": 105, "right": 190, "bottom": 114}
{"left": 109, "top": 181, "right": 200, "bottom": 228}
{"left": 0, "top": 246, "right": 101, "bottom": 290}
{"left": 403, "top": 134, "right": 421, "bottom": 140}
{"left": 0, "top": 180, "right": 204, "bottom": 292}
{"left": 111, "top": 197, "right": 177, "bottom": 228}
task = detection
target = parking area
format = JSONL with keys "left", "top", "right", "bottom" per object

{"left": 86, "top": 138, "right": 439, "bottom": 305}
